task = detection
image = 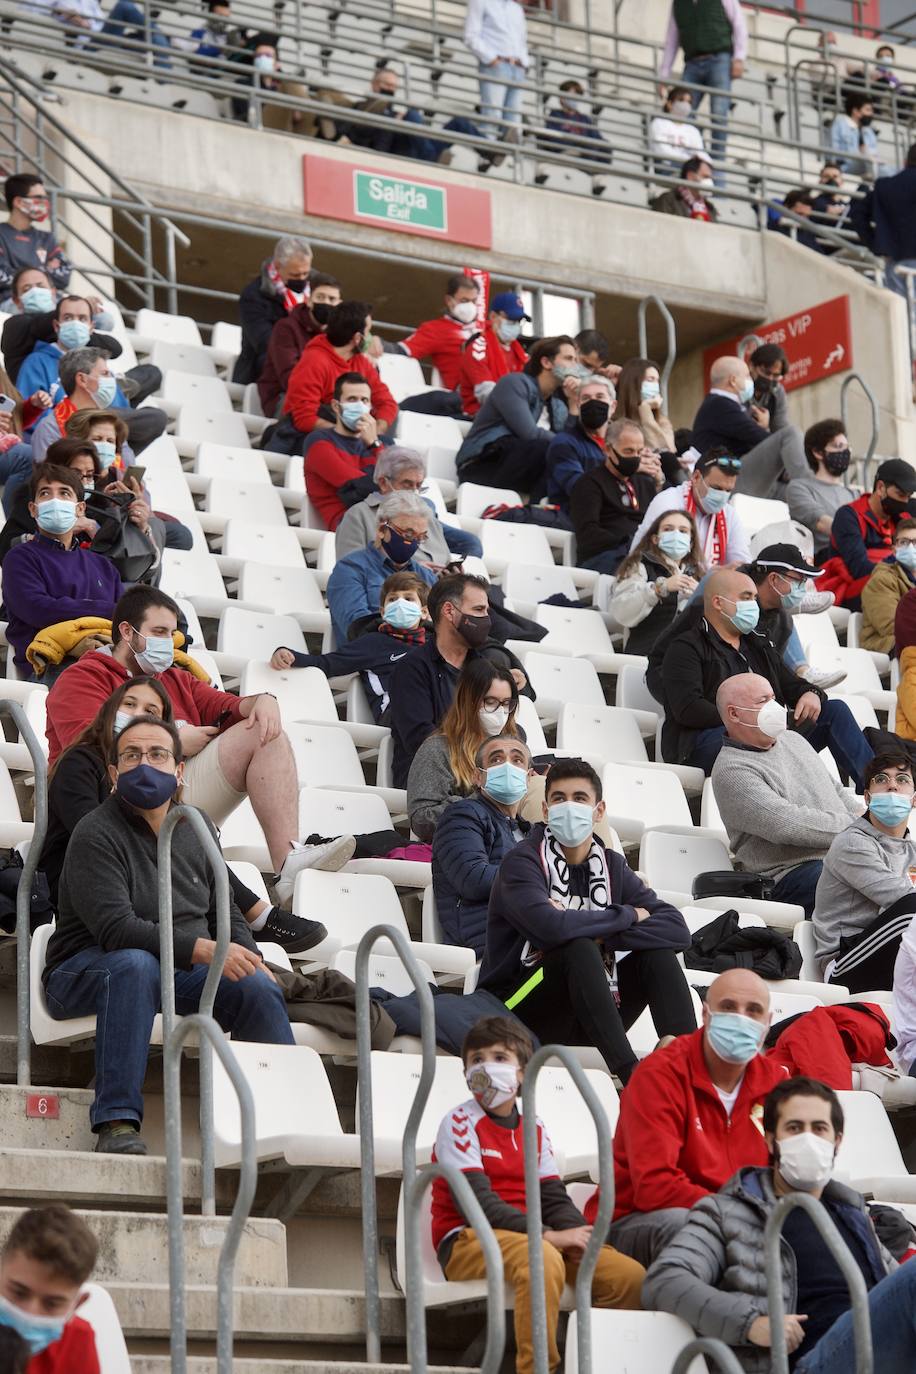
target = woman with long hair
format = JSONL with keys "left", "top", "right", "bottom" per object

{"left": 41, "top": 676, "right": 326, "bottom": 953}
{"left": 615, "top": 357, "right": 676, "bottom": 455}
{"left": 610, "top": 507, "right": 705, "bottom": 654}
{"left": 407, "top": 659, "right": 524, "bottom": 842}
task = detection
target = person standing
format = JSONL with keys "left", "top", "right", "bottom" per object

{"left": 658, "top": 0, "right": 749, "bottom": 170}
{"left": 464, "top": 0, "right": 530, "bottom": 145}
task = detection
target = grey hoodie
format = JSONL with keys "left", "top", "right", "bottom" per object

{"left": 813, "top": 814, "right": 916, "bottom": 968}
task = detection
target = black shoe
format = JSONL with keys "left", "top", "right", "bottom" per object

{"left": 260, "top": 908, "right": 328, "bottom": 955}
{"left": 96, "top": 1122, "right": 149, "bottom": 1155}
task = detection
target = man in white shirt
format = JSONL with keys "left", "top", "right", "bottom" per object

{"left": 464, "top": 0, "right": 529, "bottom": 144}
{"left": 629, "top": 447, "right": 751, "bottom": 566}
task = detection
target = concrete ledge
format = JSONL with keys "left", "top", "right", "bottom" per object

{"left": 0, "top": 1148, "right": 207, "bottom": 1209}
{"left": 110, "top": 1284, "right": 407, "bottom": 1342}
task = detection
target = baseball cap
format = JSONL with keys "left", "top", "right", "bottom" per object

{"left": 490, "top": 292, "right": 530, "bottom": 322}
{"left": 753, "top": 543, "right": 822, "bottom": 579}
{"left": 876, "top": 458, "right": 916, "bottom": 495}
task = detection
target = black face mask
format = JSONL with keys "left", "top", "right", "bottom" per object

{"left": 882, "top": 495, "right": 909, "bottom": 520}
{"left": 823, "top": 448, "right": 851, "bottom": 476}
{"left": 580, "top": 399, "right": 610, "bottom": 431}
{"left": 609, "top": 448, "right": 640, "bottom": 478}
{"left": 457, "top": 612, "right": 491, "bottom": 648}
{"left": 311, "top": 302, "right": 332, "bottom": 326}
{"left": 284, "top": 277, "right": 308, "bottom": 293}
{"left": 859, "top": 114, "right": 874, "bottom": 127}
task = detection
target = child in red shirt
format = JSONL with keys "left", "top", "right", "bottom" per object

{"left": 431, "top": 1016, "right": 643, "bottom": 1374}
{"left": 0, "top": 1205, "right": 100, "bottom": 1374}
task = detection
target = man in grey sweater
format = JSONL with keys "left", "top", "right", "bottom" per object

{"left": 814, "top": 749, "right": 916, "bottom": 990}
{"left": 711, "top": 674, "right": 862, "bottom": 916}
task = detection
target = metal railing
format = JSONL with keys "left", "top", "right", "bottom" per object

{"left": 840, "top": 370, "right": 880, "bottom": 478}
{"left": 638, "top": 294, "right": 677, "bottom": 410}
{"left": 765, "top": 1191, "right": 873, "bottom": 1374}
{"left": 522, "top": 1045, "right": 615, "bottom": 1374}
{"left": 670, "top": 1338, "right": 745, "bottom": 1374}
{"left": 7, "top": 700, "right": 49, "bottom": 1090}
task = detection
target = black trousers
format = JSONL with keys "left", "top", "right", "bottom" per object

{"left": 510, "top": 937, "right": 696, "bottom": 1083}
{"left": 399, "top": 388, "right": 466, "bottom": 419}
{"left": 459, "top": 431, "right": 552, "bottom": 501}
{"left": 828, "top": 890, "right": 916, "bottom": 992}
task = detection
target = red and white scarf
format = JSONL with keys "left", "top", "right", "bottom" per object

{"left": 266, "top": 259, "right": 309, "bottom": 314}
{"left": 685, "top": 486, "right": 728, "bottom": 567}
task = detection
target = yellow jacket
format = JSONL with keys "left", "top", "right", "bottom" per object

{"left": 26, "top": 619, "right": 210, "bottom": 682}
{"left": 895, "top": 644, "right": 916, "bottom": 740}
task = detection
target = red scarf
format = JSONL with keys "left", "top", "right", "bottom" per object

{"left": 378, "top": 621, "right": 426, "bottom": 647}
{"left": 685, "top": 486, "right": 728, "bottom": 567}
{"left": 266, "top": 259, "right": 309, "bottom": 314}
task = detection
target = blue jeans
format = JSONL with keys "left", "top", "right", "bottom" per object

{"left": 688, "top": 700, "right": 872, "bottom": 787}
{"left": 797, "top": 1254, "right": 916, "bottom": 1372}
{"left": 771, "top": 859, "right": 823, "bottom": 919}
{"left": 783, "top": 623, "right": 806, "bottom": 671}
{"left": 0, "top": 443, "right": 34, "bottom": 516}
{"left": 443, "top": 524, "right": 484, "bottom": 559}
{"left": 478, "top": 60, "right": 525, "bottom": 139}
{"left": 45, "top": 945, "right": 294, "bottom": 1128}
{"left": 682, "top": 50, "right": 732, "bottom": 168}
{"left": 101, "top": 0, "right": 172, "bottom": 67}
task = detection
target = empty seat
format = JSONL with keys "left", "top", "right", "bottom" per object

{"left": 377, "top": 352, "right": 433, "bottom": 401}
{"left": 565, "top": 1310, "right": 709, "bottom": 1374}
{"left": 163, "top": 372, "right": 232, "bottom": 413}
{"left": 481, "top": 521, "right": 553, "bottom": 570}
{"left": 503, "top": 561, "right": 579, "bottom": 614}
{"left": 150, "top": 340, "right": 216, "bottom": 377}
{"left": 600, "top": 762, "right": 692, "bottom": 844}
{"left": 523, "top": 652, "right": 604, "bottom": 723}
{"left": 731, "top": 492, "right": 793, "bottom": 536}
{"left": 134, "top": 308, "right": 203, "bottom": 347}
{"left": 833, "top": 1090, "right": 916, "bottom": 1200}
{"left": 159, "top": 548, "right": 231, "bottom": 618}
{"left": 456, "top": 482, "right": 522, "bottom": 518}
{"left": 205, "top": 477, "right": 288, "bottom": 527}
{"left": 396, "top": 412, "right": 464, "bottom": 455}
{"left": 217, "top": 607, "right": 305, "bottom": 664}
{"left": 176, "top": 408, "right": 250, "bottom": 453}
{"left": 222, "top": 521, "right": 307, "bottom": 568}
{"left": 195, "top": 444, "right": 272, "bottom": 483}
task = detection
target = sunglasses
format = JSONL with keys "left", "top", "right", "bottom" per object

{"left": 702, "top": 456, "right": 742, "bottom": 474}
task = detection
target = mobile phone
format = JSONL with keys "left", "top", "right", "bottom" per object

{"left": 0, "top": 394, "right": 16, "bottom": 415}
{"left": 124, "top": 465, "right": 146, "bottom": 485}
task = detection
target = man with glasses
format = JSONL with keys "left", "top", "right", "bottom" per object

{"left": 0, "top": 174, "right": 71, "bottom": 309}
{"left": 43, "top": 714, "right": 294, "bottom": 1155}
{"left": 692, "top": 355, "right": 809, "bottom": 500}
{"left": 326, "top": 491, "right": 437, "bottom": 646}
{"left": 861, "top": 517, "right": 916, "bottom": 655}
{"left": 630, "top": 446, "right": 751, "bottom": 568}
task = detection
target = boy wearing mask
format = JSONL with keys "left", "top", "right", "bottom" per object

{"left": 0, "top": 1205, "right": 99, "bottom": 1372}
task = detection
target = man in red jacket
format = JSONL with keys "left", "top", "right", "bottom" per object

{"left": 303, "top": 372, "right": 384, "bottom": 529}
{"left": 585, "top": 968, "right": 785, "bottom": 1265}
{"left": 45, "top": 584, "right": 355, "bottom": 911}
{"left": 458, "top": 291, "right": 529, "bottom": 417}
{"left": 283, "top": 300, "right": 397, "bottom": 438}
{"left": 256, "top": 271, "right": 341, "bottom": 417}
{"left": 397, "top": 272, "right": 481, "bottom": 393}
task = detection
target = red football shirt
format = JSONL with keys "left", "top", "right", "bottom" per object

{"left": 458, "top": 326, "right": 528, "bottom": 415}
{"left": 30, "top": 1314, "right": 100, "bottom": 1374}
{"left": 401, "top": 315, "right": 477, "bottom": 391}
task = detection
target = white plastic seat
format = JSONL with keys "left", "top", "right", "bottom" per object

{"left": 456, "top": 482, "right": 522, "bottom": 519}
{"left": 614, "top": 662, "right": 662, "bottom": 737}
{"left": 558, "top": 703, "right": 704, "bottom": 797}
{"left": 204, "top": 477, "right": 288, "bottom": 529}
{"left": 794, "top": 611, "right": 841, "bottom": 661}
{"left": 163, "top": 372, "right": 232, "bottom": 414}
{"left": 812, "top": 648, "right": 895, "bottom": 721}
{"left": 332, "top": 947, "right": 436, "bottom": 996}
{"left": 503, "top": 561, "right": 579, "bottom": 615}
{"left": 0, "top": 693, "right": 49, "bottom": 787}
{"left": 627, "top": 988, "right": 703, "bottom": 1059}
{"left": 534, "top": 605, "right": 639, "bottom": 677}
{"left": 237, "top": 562, "right": 331, "bottom": 645}
{"left": 78, "top": 1284, "right": 131, "bottom": 1374}
{"left": 425, "top": 445, "right": 459, "bottom": 484}
{"left": 134, "top": 308, "right": 203, "bottom": 346}
{"left": 731, "top": 492, "right": 793, "bottom": 537}
{"left": 159, "top": 548, "right": 232, "bottom": 619}
{"left": 523, "top": 652, "right": 604, "bottom": 724}
{"left": 176, "top": 408, "right": 250, "bottom": 453}
{"left": 135, "top": 432, "right": 183, "bottom": 471}
{"left": 195, "top": 444, "right": 271, "bottom": 484}
{"left": 284, "top": 722, "right": 403, "bottom": 815}
{"left": 212, "top": 1041, "right": 361, "bottom": 1169}
{"left": 514, "top": 694, "right": 549, "bottom": 754}
{"left": 749, "top": 519, "right": 814, "bottom": 561}
{"left": 221, "top": 520, "right": 308, "bottom": 569}
{"left": 150, "top": 340, "right": 217, "bottom": 377}
{"left": 641, "top": 831, "right": 804, "bottom": 930}
{"left": 396, "top": 412, "right": 464, "bottom": 456}
{"left": 210, "top": 320, "right": 242, "bottom": 362}
{"left": 298, "top": 787, "right": 432, "bottom": 890}
{"left": 377, "top": 352, "right": 433, "bottom": 401}
{"left": 833, "top": 1090, "right": 916, "bottom": 1200}
{"left": 481, "top": 521, "right": 554, "bottom": 571}
{"left": 217, "top": 608, "right": 305, "bottom": 671}
{"left": 601, "top": 762, "right": 692, "bottom": 844}
{"left": 238, "top": 663, "right": 387, "bottom": 751}
{"left": 565, "top": 1310, "right": 709, "bottom": 1374}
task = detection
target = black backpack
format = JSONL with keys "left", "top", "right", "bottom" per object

{"left": 684, "top": 909, "right": 802, "bottom": 981}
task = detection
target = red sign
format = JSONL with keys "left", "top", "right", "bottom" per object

{"left": 703, "top": 295, "right": 853, "bottom": 393}
{"left": 464, "top": 266, "right": 491, "bottom": 326}
{"left": 302, "top": 155, "right": 492, "bottom": 250}
{"left": 26, "top": 1093, "right": 60, "bottom": 1119}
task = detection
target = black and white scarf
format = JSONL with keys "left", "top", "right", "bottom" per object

{"left": 539, "top": 827, "right": 610, "bottom": 910}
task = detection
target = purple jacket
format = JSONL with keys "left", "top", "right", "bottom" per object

{"left": 2, "top": 535, "right": 123, "bottom": 671}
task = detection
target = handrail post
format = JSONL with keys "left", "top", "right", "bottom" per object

{"left": 637, "top": 294, "right": 677, "bottom": 411}
{"left": 355, "top": 923, "right": 436, "bottom": 1364}
{"left": 765, "top": 1192, "right": 872, "bottom": 1374}
{"left": 2, "top": 701, "right": 49, "bottom": 1089}
{"left": 165, "top": 1013, "right": 257, "bottom": 1374}
{"left": 164, "top": 222, "right": 178, "bottom": 317}
{"left": 522, "top": 1044, "right": 616, "bottom": 1374}
{"left": 671, "top": 1337, "right": 745, "bottom": 1373}
{"left": 840, "top": 370, "right": 880, "bottom": 480}
{"left": 158, "top": 804, "right": 231, "bottom": 1217}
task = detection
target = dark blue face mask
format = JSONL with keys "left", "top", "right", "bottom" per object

{"left": 116, "top": 764, "right": 178, "bottom": 810}
{"left": 383, "top": 524, "right": 420, "bottom": 565}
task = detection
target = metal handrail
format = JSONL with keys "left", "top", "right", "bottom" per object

{"left": 2, "top": 700, "right": 49, "bottom": 1090}
{"left": 840, "top": 370, "right": 880, "bottom": 471}
{"left": 354, "top": 923, "right": 436, "bottom": 1365}
{"left": 164, "top": 1013, "right": 257, "bottom": 1374}
{"left": 671, "top": 1337, "right": 745, "bottom": 1374}
{"left": 158, "top": 804, "right": 231, "bottom": 1217}
{"left": 765, "top": 1191, "right": 873, "bottom": 1374}
{"left": 522, "top": 1045, "right": 615, "bottom": 1374}
{"left": 404, "top": 1163, "right": 506, "bottom": 1374}
{"left": 638, "top": 295, "right": 677, "bottom": 410}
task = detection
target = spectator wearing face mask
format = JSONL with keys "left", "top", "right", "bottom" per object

{"left": 614, "top": 356, "right": 676, "bottom": 456}
{"left": 569, "top": 420, "right": 664, "bottom": 574}
{"left": 651, "top": 157, "right": 718, "bottom": 221}
{"left": 649, "top": 86, "right": 708, "bottom": 170}
{"left": 0, "top": 1204, "right": 101, "bottom": 1369}
{"left": 230, "top": 32, "right": 311, "bottom": 131}
{"left": 610, "top": 509, "right": 703, "bottom": 655}
{"left": 344, "top": 62, "right": 481, "bottom": 167}
{"left": 860, "top": 518, "right": 916, "bottom": 655}
{"left": 540, "top": 80, "right": 611, "bottom": 188}
{"left": 326, "top": 492, "right": 437, "bottom": 647}
{"left": 629, "top": 447, "right": 750, "bottom": 567}
{"left": 691, "top": 355, "right": 808, "bottom": 501}
{"left": 28, "top": 347, "right": 123, "bottom": 464}
{"left": 0, "top": 174, "right": 71, "bottom": 308}
{"left": 458, "top": 292, "right": 529, "bottom": 417}
{"left": 545, "top": 374, "right": 616, "bottom": 510}
{"left": 747, "top": 343, "right": 789, "bottom": 430}
{"left": 818, "top": 458, "right": 916, "bottom": 609}
{"left": 394, "top": 274, "right": 482, "bottom": 417}
{"left": 301, "top": 372, "right": 384, "bottom": 530}
{"left": 280, "top": 300, "right": 397, "bottom": 443}
{"left": 830, "top": 92, "right": 879, "bottom": 178}
{"left": 257, "top": 272, "right": 341, "bottom": 418}
{"left": 786, "top": 420, "right": 857, "bottom": 559}
{"left": 741, "top": 545, "right": 840, "bottom": 692}
{"left": 408, "top": 659, "right": 523, "bottom": 843}
{"left": 233, "top": 236, "right": 314, "bottom": 386}
{"left": 0, "top": 269, "right": 128, "bottom": 388}
{"left": 711, "top": 674, "right": 863, "bottom": 919}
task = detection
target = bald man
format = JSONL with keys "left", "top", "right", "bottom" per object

{"left": 692, "top": 355, "right": 808, "bottom": 500}
{"left": 583, "top": 968, "right": 786, "bottom": 1267}
{"left": 648, "top": 567, "right": 873, "bottom": 787}
{"left": 711, "top": 673, "right": 862, "bottom": 916}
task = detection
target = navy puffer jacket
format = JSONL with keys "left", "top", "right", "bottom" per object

{"left": 431, "top": 794, "right": 528, "bottom": 957}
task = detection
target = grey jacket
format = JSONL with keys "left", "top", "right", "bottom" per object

{"left": 813, "top": 814, "right": 916, "bottom": 967}
{"left": 643, "top": 1167, "right": 891, "bottom": 1374}
{"left": 456, "top": 371, "right": 568, "bottom": 468}
{"left": 335, "top": 490, "right": 452, "bottom": 566}
{"left": 406, "top": 732, "right": 468, "bottom": 843}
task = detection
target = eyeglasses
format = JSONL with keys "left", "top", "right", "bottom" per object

{"left": 118, "top": 746, "right": 175, "bottom": 766}
{"left": 870, "top": 772, "right": 913, "bottom": 786}
{"left": 482, "top": 696, "right": 512, "bottom": 711}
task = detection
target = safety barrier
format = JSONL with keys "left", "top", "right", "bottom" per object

{"left": 671, "top": 1337, "right": 745, "bottom": 1373}
{"left": 638, "top": 295, "right": 677, "bottom": 409}
{"left": 840, "top": 371, "right": 880, "bottom": 483}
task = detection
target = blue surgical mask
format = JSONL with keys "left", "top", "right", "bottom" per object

{"left": 131, "top": 627, "right": 175, "bottom": 674}
{"left": 897, "top": 544, "right": 916, "bottom": 570}
{"left": 20, "top": 285, "right": 54, "bottom": 314}
{"left": 641, "top": 381, "right": 661, "bottom": 402}
{"left": 699, "top": 484, "right": 731, "bottom": 515}
{"left": 706, "top": 1010, "right": 766, "bottom": 1065}
{"left": 720, "top": 596, "right": 759, "bottom": 634}
{"left": 35, "top": 497, "right": 77, "bottom": 535}
{"left": 57, "top": 319, "right": 91, "bottom": 350}
{"left": 867, "top": 791, "right": 913, "bottom": 827}
{"left": 547, "top": 801, "right": 595, "bottom": 848}
{"left": 739, "top": 378, "right": 755, "bottom": 405}
{"left": 657, "top": 530, "right": 691, "bottom": 562}
{"left": 116, "top": 762, "right": 178, "bottom": 809}
{"left": 94, "top": 439, "right": 116, "bottom": 465}
{"left": 496, "top": 319, "right": 522, "bottom": 343}
{"left": 483, "top": 761, "right": 529, "bottom": 805}
{"left": 383, "top": 597, "right": 421, "bottom": 630}
{"left": 94, "top": 374, "right": 118, "bottom": 408}
{"left": 113, "top": 709, "right": 134, "bottom": 735}
{"left": 553, "top": 363, "right": 590, "bottom": 383}
{"left": 253, "top": 52, "right": 276, "bottom": 73}
{"left": 340, "top": 400, "right": 370, "bottom": 431}
{"left": 778, "top": 579, "right": 806, "bottom": 611}
{"left": 0, "top": 1292, "right": 68, "bottom": 1355}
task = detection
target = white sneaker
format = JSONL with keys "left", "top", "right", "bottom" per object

{"left": 272, "top": 836, "right": 356, "bottom": 909}
{"left": 799, "top": 591, "right": 835, "bottom": 615}
{"left": 797, "top": 665, "right": 847, "bottom": 690}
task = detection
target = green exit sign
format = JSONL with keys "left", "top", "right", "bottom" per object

{"left": 353, "top": 171, "right": 447, "bottom": 231}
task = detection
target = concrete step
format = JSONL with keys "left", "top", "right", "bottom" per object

{"left": 0, "top": 1207, "right": 287, "bottom": 1289}
{"left": 0, "top": 1083, "right": 95, "bottom": 1151}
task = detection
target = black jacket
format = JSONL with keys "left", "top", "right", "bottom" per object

{"left": 40, "top": 745, "right": 107, "bottom": 908}
{"left": 647, "top": 601, "right": 823, "bottom": 765}
{"left": 568, "top": 463, "right": 658, "bottom": 563}
{"left": 1, "top": 313, "right": 122, "bottom": 386}
{"left": 232, "top": 266, "right": 288, "bottom": 385}
{"left": 691, "top": 392, "right": 769, "bottom": 459}
{"left": 851, "top": 165, "right": 916, "bottom": 260}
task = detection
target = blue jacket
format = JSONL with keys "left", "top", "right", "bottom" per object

{"left": 456, "top": 371, "right": 568, "bottom": 469}
{"left": 16, "top": 341, "right": 128, "bottom": 422}
{"left": 2, "top": 534, "right": 123, "bottom": 670}
{"left": 545, "top": 418, "right": 606, "bottom": 508}
{"left": 432, "top": 793, "right": 529, "bottom": 956}
{"left": 480, "top": 823, "right": 690, "bottom": 993}
{"left": 325, "top": 544, "right": 437, "bottom": 646}
{"left": 285, "top": 628, "right": 422, "bottom": 720}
